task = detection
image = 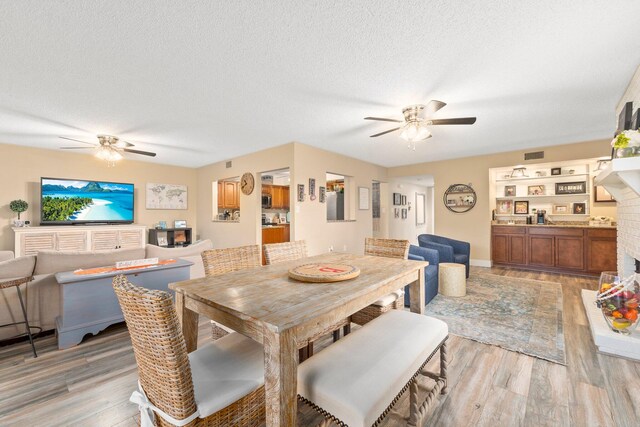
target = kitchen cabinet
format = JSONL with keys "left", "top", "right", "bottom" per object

{"left": 491, "top": 225, "right": 616, "bottom": 276}
{"left": 265, "top": 185, "right": 290, "bottom": 210}
{"left": 218, "top": 181, "right": 239, "bottom": 209}
{"left": 261, "top": 224, "right": 290, "bottom": 264}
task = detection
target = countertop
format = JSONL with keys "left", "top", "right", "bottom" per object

{"left": 262, "top": 224, "right": 289, "bottom": 229}
{"left": 492, "top": 222, "right": 616, "bottom": 229}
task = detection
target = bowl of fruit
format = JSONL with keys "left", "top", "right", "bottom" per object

{"left": 597, "top": 272, "right": 640, "bottom": 335}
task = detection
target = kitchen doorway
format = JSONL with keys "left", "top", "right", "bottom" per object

{"left": 260, "top": 168, "right": 291, "bottom": 263}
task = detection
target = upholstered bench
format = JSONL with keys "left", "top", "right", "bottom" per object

{"left": 298, "top": 310, "right": 448, "bottom": 427}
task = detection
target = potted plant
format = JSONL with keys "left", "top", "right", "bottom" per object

{"left": 9, "top": 199, "right": 28, "bottom": 227}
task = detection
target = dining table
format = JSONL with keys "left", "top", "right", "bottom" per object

{"left": 169, "top": 251, "right": 427, "bottom": 427}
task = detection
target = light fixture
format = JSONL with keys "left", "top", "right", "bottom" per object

{"left": 95, "top": 145, "right": 123, "bottom": 167}
{"left": 510, "top": 167, "right": 528, "bottom": 178}
{"left": 399, "top": 122, "right": 431, "bottom": 150}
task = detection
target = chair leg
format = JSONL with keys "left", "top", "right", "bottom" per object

{"left": 16, "top": 285, "right": 37, "bottom": 358}
{"left": 299, "top": 346, "right": 308, "bottom": 362}
{"left": 440, "top": 342, "right": 448, "bottom": 395}
{"left": 332, "top": 329, "right": 340, "bottom": 342}
{"left": 307, "top": 342, "right": 314, "bottom": 357}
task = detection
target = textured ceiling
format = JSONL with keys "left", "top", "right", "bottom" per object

{"left": 1, "top": 1, "right": 639, "bottom": 168}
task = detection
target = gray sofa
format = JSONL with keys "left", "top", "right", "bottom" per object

{"left": 0, "top": 240, "right": 213, "bottom": 341}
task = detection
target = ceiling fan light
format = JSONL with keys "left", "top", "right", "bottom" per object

{"left": 415, "top": 125, "right": 431, "bottom": 140}
{"left": 400, "top": 122, "right": 430, "bottom": 142}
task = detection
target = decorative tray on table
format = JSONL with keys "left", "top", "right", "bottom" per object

{"left": 288, "top": 263, "right": 360, "bottom": 283}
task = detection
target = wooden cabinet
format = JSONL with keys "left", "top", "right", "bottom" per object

{"left": 261, "top": 225, "right": 290, "bottom": 264}
{"left": 492, "top": 225, "right": 616, "bottom": 276}
{"left": 262, "top": 185, "right": 290, "bottom": 209}
{"left": 13, "top": 225, "right": 146, "bottom": 257}
{"left": 218, "top": 181, "right": 240, "bottom": 209}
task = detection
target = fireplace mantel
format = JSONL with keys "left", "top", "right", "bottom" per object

{"left": 595, "top": 157, "right": 640, "bottom": 200}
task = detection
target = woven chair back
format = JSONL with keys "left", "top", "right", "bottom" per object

{"left": 112, "top": 275, "right": 197, "bottom": 425}
{"left": 364, "top": 237, "right": 410, "bottom": 259}
{"left": 263, "top": 240, "right": 308, "bottom": 265}
{"left": 201, "top": 245, "right": 261, "bottom": 277}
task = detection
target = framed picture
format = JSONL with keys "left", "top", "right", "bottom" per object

{"left": 594, "top": 178, "right": 615, "bottom": 202}
{"left": 156, "top": 231, "right": 168, "bottom": 247}
{"left": 401, "top": 208, "right": 408, "bottom": 219}
{"left": 394, "top": 208, "right": 400, "bottom": 218}
{"left": 504, "top": 185, "right": 516, "bottom": 197}
{"left": 416, "top": 193, "right": 426, "bottom": 225}
{"left": 393, "top": 193, "right": 401, "bottom": 205}
{"left": 174, "top": 230, "right": 187, "bottom": 245}
{"left": 497, "top": 200, "right": 512, "bottom": 214}
{"left": 297, "top": 184, "right": 305, "bottom": 202}
{"left": 174, "top": 220, "right": 187, "bottom": 228}
{"left": 527, "top": 185, "right": 545, "bottom": 196}
{"left": 552, "top": 204, "right": 569, "bottom": 214}
{"left": 358, "top": 187, "right": 370, "bottom": 210}
{"left": 401, "top": 195, "right": 407, "bottom": 206}
{"left": 555, "top": 181, "right": 586, "bottom": 195}
{"left": 309, "top": 178, "right": 316, "bottom": 201}
{"left": 572, "top": 202, "right": 586, "bottom": 214}
{"left": 514, "top": 200, "right": 529, "bottom": 214}
{"left": 551, "top": 167, "right": 562, "bottom": 176}
{"left": 319, "top": 186, "right": 326, "bottom": 203}
{"left": 146, "top": 183, "right": 188, "bottom": 210}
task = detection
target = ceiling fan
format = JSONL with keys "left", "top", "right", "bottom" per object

{"left": 364, "top": 100, "right": 476, "bottom": 149}
{"left": 59, "top": 135, "right": 157, "bottom": 165}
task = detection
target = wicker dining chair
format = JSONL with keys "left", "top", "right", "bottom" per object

{"left": 201, "top": 245, "right": 262, "bottom": 340}
{"left": 113, "top": 275, "right": 265, "bottom": 427}
{"left": 351, "top": 238, "right": 410, "bottom": 326}
{"left": 262, "top": 240, "right": 349, "bottom": 361}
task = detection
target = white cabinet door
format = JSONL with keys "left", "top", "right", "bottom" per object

{"left": 91, "top": 231, "right": 119, "bottom": 251}
{"left": 21, "top": 233, "right": 55, "bottom": 256}
{"left": 118, "top": 229, "right": 144, "bottom": 249}
{"left": 56, "top": 232, "right": 88, "bottom": 252}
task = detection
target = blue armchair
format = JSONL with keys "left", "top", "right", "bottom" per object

{"left": 418, "top": 234, "right": 470, "bottom": 278}
{"left": 404, "top": 245, "right": 439, "bottom": 307}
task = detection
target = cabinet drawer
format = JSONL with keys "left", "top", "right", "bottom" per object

{"left": 492, "top": 226, "right": 526, "bottom": 235}
{"left": 528, "top": 227, "right": 583, "bottom": 237}
{"left": 587, "top": 229, "right": 616, "bottom": 238}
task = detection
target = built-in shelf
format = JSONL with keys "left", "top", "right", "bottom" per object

{"left": 495, "top": 213, "right": 589, "bottom": 217}
{"left": 495, "top": 173, "right": 589, "bottom": 182}
{"left": 594, "top": 157, "right": 640, "bottom": 200}
{"left": 496, "top": 193, "right": 589, "bottom": 200}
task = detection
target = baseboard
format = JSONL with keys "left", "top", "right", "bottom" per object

{"left": 470, "top": 259, "right": 492, "bottom": 268}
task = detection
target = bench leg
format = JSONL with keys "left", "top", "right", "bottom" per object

{"left": 440, "top": 342, "right": 448, "bottom": 395}
{"left": 317, "top": 419, "right": 332, "bottom": 427}
{"left": 408, "top": 380, "right": 420, "bottom": 426}
{"left": 343, "top": 323, "right": 351, "bottom": 336}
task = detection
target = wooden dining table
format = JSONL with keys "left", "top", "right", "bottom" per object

{"left": 169, "top": 251, "right": 427, "bottom": 427}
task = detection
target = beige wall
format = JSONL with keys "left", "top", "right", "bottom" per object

{"left": 387, "top": 139, "right": 613, "bottom": 263}
{"left": 0, "top": 143, "right": 198, "bottom": 251}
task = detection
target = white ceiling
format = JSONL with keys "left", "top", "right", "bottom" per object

{"left": 1, "top": 1, "right": 639, "bottom": 168}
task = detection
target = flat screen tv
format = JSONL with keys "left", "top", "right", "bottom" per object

{"left": 41, "top": 177, "right": 134, "bottom": 225}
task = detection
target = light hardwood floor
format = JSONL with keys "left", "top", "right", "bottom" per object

{"left": 0, "top": 266, "right": 637, "bottom": 426}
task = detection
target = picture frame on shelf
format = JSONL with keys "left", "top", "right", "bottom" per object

{"left": 572, "top": 202, "right": 586, "bottom": 214}
{"left": 551, "top": 167, "right": 562, "bottom": 176}
{"left": 416, "top": 193, "right": 426, "bottom": 225}
{"left": 552, "top": 204, "right": 569, "bottom": 214}
{"left": 174, "top": 220, "right": 187, "bottom": 228}
{"left": 158, "top": 221, "right": 167, "bottom": 229}
{"left": 156, "top": 231, "right": 168, "bottom": 247}
{"left": 497, "top": 200, "right": 512, "bottom": 214}
{"left": 514, "top": 200, "right": 529, "bottom": 214}
{"left": 174, "top": 230, "right": 187, "bottom": 245}
{"left": 527, "top": 185, "right": 545, "bottom": 196}
{"left": 504, "top": 185, "right": 516, "bottom": 197}
{"left": 593, "top": 178, "right": 615, "bottom": 202}
{"left": 393, "top": 193, "right": 401, "bottom": 206}
{"left": 555, "top": 181, "right": 586, "bottom": 195}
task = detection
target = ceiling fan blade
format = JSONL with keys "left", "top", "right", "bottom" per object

{"left": 59, "top": 136, "right": 96, "bottom": 145}
{"left": 370, "top": 127, "right": 401, "bottom": 137}
{"left": 424, "top": 100, "right": 447, "bottom": 116}
{"left": 123, "top": 148, "right": 157, "bottom": 157}
{"left": 60, "top": 146, "right": 94, "bottom": 149}
{"left": 364, "top": 117, "right": 403, "bottom": 123}
{"left": 429, "top": 117, "right": 477, "bottom": 125}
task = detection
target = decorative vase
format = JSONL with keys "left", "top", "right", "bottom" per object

{"left": 615, "top": 146, "right": 640, "bottom": 158}
{"left": 13, "top": 220, "right": 24, "bottom": 227}
{"left": 597, "top": 272, "right": 640, "bottom": 335}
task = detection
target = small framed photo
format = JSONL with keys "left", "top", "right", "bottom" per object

{"left": 552, "top": 204, "right": 569, "bottom": 214}
{"left": 555, "top": 181, "right": 586, "bottom": 195}
{"left": 319, "top": 186, "right": 326, "bottom": 203}
{"left": 394, "top": 208, "right": 400, "bottom": 218}
{"left": 297, "top": 184, "right": 305, "bottom": 202}
{"left": 393, "top": 193, "right": 401, "bottom": 206}
{"left": 401, "top": 195, "right": 407, "bottom": 206}
{"left": 504, "top": 185, "right": 516, "bottom": 197}
{"left": 514, "top": 200, "right": 529, "bottom": 214}
{"left": 572, "top": 202, "right": 586, "bottom": 214}
{"left": 497, "top": 200, "right": 513, "bottom": 214}
{"left": 551, "top": 167, "right": 562, "bottom": 176}
{"left": 174, "top": 220, "right": 187, "bottom": 228}
{"left": 401, "top": 208, "right": 408, "bottom": 219}
{"left": 527, "top": 185, "right": 545, "bottom": 196}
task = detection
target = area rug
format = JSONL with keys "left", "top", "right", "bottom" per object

{"left": 426, "top": 272, "right": 566, "bottom": 364}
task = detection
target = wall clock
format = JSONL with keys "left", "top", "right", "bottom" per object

{"left": 240, "top": 172, "right": 255, "bottom": 195}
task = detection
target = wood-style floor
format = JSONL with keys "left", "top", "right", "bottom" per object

{"left": 0, "top": 266, "right": 637, "bottom": 426}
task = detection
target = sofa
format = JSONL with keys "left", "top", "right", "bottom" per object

{"left": 0, "top": 239, "right": 213, "bottom": 341}
{"left": 418, "top": 234, "right": 470, "bottom": 278}
{"left": 404, "top": 244, "right": 440, "bottom": 306}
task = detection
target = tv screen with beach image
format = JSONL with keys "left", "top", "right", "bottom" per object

{"left": 41, "top": 178, "right": 134, "bottom": 223}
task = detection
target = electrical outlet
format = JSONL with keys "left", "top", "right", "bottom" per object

{"left": 329, "top": 246, "right": 334, "bottom": 252}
